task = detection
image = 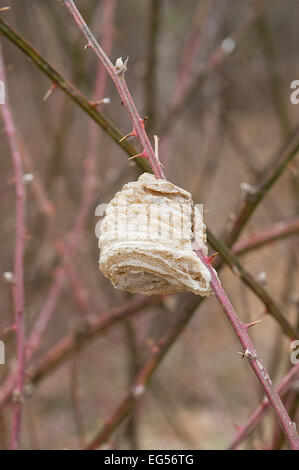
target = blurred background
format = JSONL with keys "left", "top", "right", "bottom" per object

{"left": 0, "top": 0, "right": 298, "bottom": 449}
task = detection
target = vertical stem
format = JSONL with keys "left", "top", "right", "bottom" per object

{"left": 0, "top": 41, "right": 25, "bottom": 450}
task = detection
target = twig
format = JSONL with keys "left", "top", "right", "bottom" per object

{"left": 28, "top": 296, "right": 162, "bottom": 386}
{"left": 0, "top": 15, "right": 151, "bottom": 173}
{"left": 224, "top": 128, "right": 299, "bottom": 248}
{"left": 207, "top": 229, "right": 298, "bottom": 340}
{"left": 257, "top": 13, "right": 292, "bottom": 141}
{"left": 0, "top": 41, "right": 25, "bottom": 450}
{"left": 124, "top": 320, "right": 140, "bottom": 449}
{"left": 270, "top": 391, "right": 298, "bottom": 450}
{"left": 233, "top": 218, "right": 299, "bottom": 255}
{"left": 69, "top": 350, "right": 86, "bottom": 448}
{"left": 0, "top": 0, "right": 118, "bottom": 408}
{"left": 159, "top": 3, "right": 264, "bottom": 137}
{"left": 85, "top": 305, "right": 194, "bottom": 449}
{"left": 228, "top": 363, "right": 299, "bottom": 449}
{"left": 159, "top": 0, "right": 208, "bottom": 164}
{"left": 0, "top": 296, "right": 161, "bottom": 408}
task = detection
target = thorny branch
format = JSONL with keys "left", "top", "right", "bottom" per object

{"left": 58, "top": 0, "right": 299, "bottom": 449}
{"left": 0, "top": 2, "right": 298, "bottom": 450}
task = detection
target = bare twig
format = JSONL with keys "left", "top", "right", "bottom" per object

{"left": 28, "top": 296, "right": 162, "bottom": 386}
{"left": 0, "top": 297, "right": 161, "bottom": 407}
{"left": 224, "top": 128, "right": 299, "bottom": 248}
{"left": 0, "top": 41, "right": 26, "bottom": 450}
{"left": 159, "top": 3, "right": 264, "bottom": 137}
{"left": 0, "top": 15, "right": 151, "bottom": 173}
{"left": 233, "top": 218, "right": 299, "bottom": 255}
{"left": 207, "top": 229, "right": 298, "bottom": 340}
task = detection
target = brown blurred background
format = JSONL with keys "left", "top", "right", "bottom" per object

{"left": 0, "top": 0, "right": 298, "bottom": 449}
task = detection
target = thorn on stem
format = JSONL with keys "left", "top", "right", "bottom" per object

{"left": 244, "top": 319, "right": 262, "bottom": 330}
{"left": 207, "top": 252, "right": 219, "bottom": 264}
{"left": 43, "top": 83, "right": 58, "bottom": 101}
{"left": 141, "top": 116, "right": 148, "bottom": 127}
{"left": 119, "top": 128, "right": 137, "bottom": 143}
{"left": 128, "top": 151, "right": 148, "bottom": 161}
{"left": 0, "top": 7, "right": 10, "bottom": 13}
{"left": 84, "top": 43, "right": 92, "bottom": 50}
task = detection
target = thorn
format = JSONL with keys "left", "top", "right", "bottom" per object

{"left": 207, "top": 252, "right": 219, "bottom": 264}
{"left": 0, "top": 7, "right": 10, "bottom": 13}
{"left": 244, "top": 319, "right": 262, "bottom": 330}
{"left": 233, "top": 423, "right": 242, "bottom": 431}
{"left": 84, "top": 43, "right": 92, "bottom": 50}
{"left": 119, "top": 128, "right": 137, "bottom": 143}
{"left": 128, "top": 151, "right": 148, "bottom": 161}
{"left": 1, "top": 323, "right": 17, "bottom": 336}
{"left": 43, "top": 82, "right": 58, "bottom": 101}
{"left": 140, "top": 116, "right": 148, "bottom": 127}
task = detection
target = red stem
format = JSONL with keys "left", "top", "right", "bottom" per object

{"left": 0, "top": 0, "right": 118, "bottom": 409}
{"left": 61, "top": 0, "right": 165, "bottom": 180}
{"left": 0, "top": 42, "right": 25, "bottom": 450}
{"left": 233, "top": 217, "right": 299, "bottom": 255}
